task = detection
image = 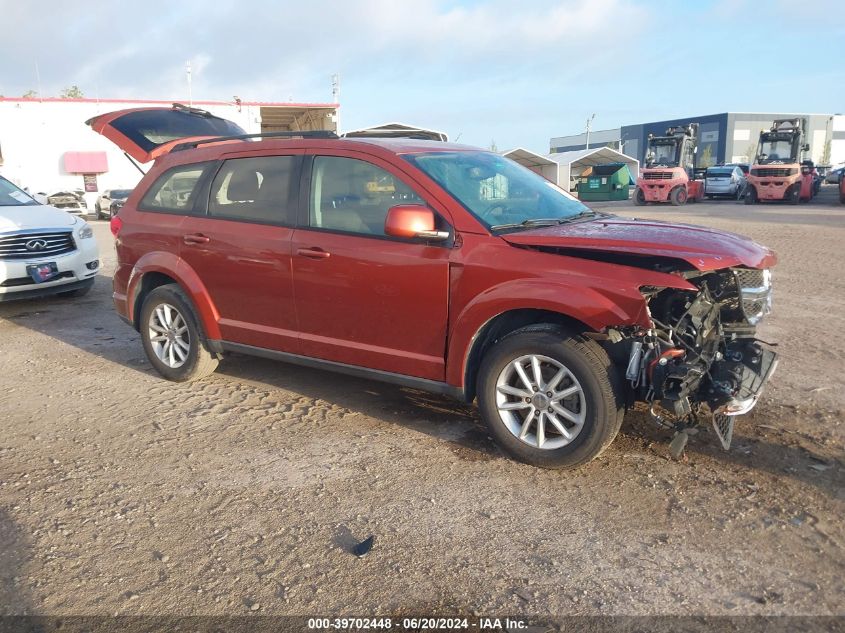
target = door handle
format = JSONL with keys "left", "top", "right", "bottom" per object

{"left": 296, "top": 247, "right": 331, "bottom": 259}
{"left": 183, "top": 233, "right": 210, "bottom": 245}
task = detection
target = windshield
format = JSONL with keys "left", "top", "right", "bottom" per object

{"left": 0, "top": 177, "right": 39, "bottom": 207}
{"left": 707, "top": 169, "right": 733, "bottom": 178}
{"left": 758, "top": 139, "right": 795, "bottom": 162}
{"left": 111, "top": 189, "right": 132, "bottom": 199}
{"left": 648, "top": 141, "right": 678, "bottom": 166}
{"left": 404, "top": 151, "right": 591, "bottom": 231}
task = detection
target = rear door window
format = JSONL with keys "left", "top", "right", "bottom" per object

{"left": 208, "top": 156, "right": 300, "bottom": 225}
{"left": 140, "top": 162, "right": 212, "bottom": 213}
{"left": 706, "top": 170, "right": 732, "bottom": 179}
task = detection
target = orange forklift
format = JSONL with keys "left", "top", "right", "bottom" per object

{"left": 745, "top": 118, "right": 813, "bottom": 204}
{"left": 634, "top": 123, "right": 704, "bottom": 206}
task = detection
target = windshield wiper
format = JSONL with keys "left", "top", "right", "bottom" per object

{"left": 557, "top": 210, "right": 599, "bottom": 223}
{"left": 490, "top": 218, "right": 561, "bottom": 231}
{"left": 491, "top": 212, "right": 601, "bottom": 232}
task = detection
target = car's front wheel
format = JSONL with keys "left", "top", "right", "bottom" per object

{"left": 476, "top": 327, "right": 624, "bottom": 469}
{"left": 139, "top": 285, "right": 219, "bottom": 382}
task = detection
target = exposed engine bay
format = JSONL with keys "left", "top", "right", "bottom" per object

{"left": 613, "top": 266, "right": 778, "bottom": 455}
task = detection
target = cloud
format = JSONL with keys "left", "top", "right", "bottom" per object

{"left": 0, "top": 0, "right": 648, "bottom": 101}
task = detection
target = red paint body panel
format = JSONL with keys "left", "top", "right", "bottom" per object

{"left": 501, "top": 217, "right": 777, "bottom": 271}
{"left": 291, "top": 229, "right": 450, "bottom": 380}
{"left": 102, "top": 108, "right": 778, "bottom": 395}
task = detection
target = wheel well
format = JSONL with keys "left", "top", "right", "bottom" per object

{"left": 132, "top": 272, "right": 178, "bottom": 330}
{"left": 462, "top": 309, "right": 592, "bottom": 403}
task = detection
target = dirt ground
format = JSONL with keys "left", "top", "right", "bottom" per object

{"left": 1, "top": 186, "right": 843, "bottom": 620}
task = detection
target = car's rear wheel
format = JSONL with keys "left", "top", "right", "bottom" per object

{"left": 139, "top": 285, "right": 218, "bottom": 382}
{"left": 634, "top": 188, "right": 646, "bottom": 206}
{"left": 476, "top": 327, "right": 624, "bottom": 469}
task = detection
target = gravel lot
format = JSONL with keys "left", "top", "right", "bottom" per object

{"left": 1, "top": 186, "right": 843, "bottom": 619}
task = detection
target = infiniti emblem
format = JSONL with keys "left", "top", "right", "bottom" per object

{"left": 25, "top": 239, "right": 48, "bottom": 251}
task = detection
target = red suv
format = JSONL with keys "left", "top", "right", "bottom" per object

{"left": 89, "top": 105, "right": 778, "bottom": 469}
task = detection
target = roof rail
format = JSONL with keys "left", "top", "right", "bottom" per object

{"left": 171, "top": 129, "right": 339, "bottom": 152}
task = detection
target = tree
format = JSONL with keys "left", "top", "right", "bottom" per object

{"left": 821, "top": 140, "right": 832, "bottom": 166}
{"left": 699, "top": 144, "right": 714, "bottom": 168}
{"left": 746, "top": 143, "right": 757, "bottom": 163}
{"left": 22, "top": 89, "right": 38, "bottom": 98}
{"left": 60, "top": 85, "right": 84, "bottom": 99}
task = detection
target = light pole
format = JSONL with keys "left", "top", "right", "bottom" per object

{"left": 585, "top": 113, "right": 596, "bottom": 150}
{"left": 186, "top": 61, "right": 192, "bottom": 108}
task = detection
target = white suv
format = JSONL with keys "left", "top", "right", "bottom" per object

{"left": 1, "top": 175, "right": 100, "bottom": 301}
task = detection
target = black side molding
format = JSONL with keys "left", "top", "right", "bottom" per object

{"left": 210, "top": 340, "right": 467, "bottom": 402}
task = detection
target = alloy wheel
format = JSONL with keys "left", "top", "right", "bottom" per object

{"left": 148, "top": 303, "right": 191, "bottom": 368}
{"left": 494, "top": 354, "right": 586, "bottom": 450}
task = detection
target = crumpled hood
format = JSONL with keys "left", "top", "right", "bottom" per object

{"left": 501, "top": 216, "right": 777, "bottom": 271}
{"left": 0, "top": 205, "right": 77, "bottom": 233}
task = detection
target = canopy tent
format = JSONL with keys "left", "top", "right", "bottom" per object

{"left": 342, "top": 122, "right": 448, "bottom": 142}
{"left": 545, "top": 147, "right": 640, "bottom": 192}
{"left": 501, "top": 148, "right": 559, "bottom": 182}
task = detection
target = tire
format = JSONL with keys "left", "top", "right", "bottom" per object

{"left": 476, "top": 327, "right": 624, "bottom": 469}
{"left": 788, "top": 184, "right": 800, "bottom": 205}
{"left": 139, "top": 284, "right": 219, "bottom": 382}
{"left": 58, "top": 280, "right": 94, "bottom": 298}
{"left": 744, "top": 186, "right": 757, "bottom": 205}
{"left": 634, "top": 188, "right": 646, "bottom": 206}
{"left": 670, "top": 186, "right": 687, "bottom": 206}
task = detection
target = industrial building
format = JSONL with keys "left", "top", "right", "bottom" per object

{"left": 0, "top": 97, "right": 338, "bottom": 203}
{"left": 551, "top": 112, "right": 845, "bottom": 168}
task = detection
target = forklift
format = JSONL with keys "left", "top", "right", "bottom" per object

{"left": 745, "top": 118, "right": 813, "bottom": 204}
{"left": 634, "top": 123, "right": 704, "bottom": 206}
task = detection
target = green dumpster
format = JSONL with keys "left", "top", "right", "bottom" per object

{"left": 577, "top": 163, "right": 633, "bottom": 201}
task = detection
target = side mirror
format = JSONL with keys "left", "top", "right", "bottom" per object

{"left": 384, "top": 205, "right": 449, "bottom": 241}
{"left": 803, "top": 144, "right": 810, "bottom": 152}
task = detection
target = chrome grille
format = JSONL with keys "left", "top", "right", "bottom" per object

{"left": 0, "top": 231, "right": 76, "bottom": 260}
{"left": 733, "top": 268, "right": 772, "bottom": 325}
{"left": 643, "top": 171, "right": 674, "bottom": 180}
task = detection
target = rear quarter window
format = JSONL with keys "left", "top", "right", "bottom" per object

{"left": 139, "top": 162, "right": 212, "bottom": 213}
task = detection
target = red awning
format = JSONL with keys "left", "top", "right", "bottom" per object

{"left": 63, "top": 151, "right": 109, "bottom": 174}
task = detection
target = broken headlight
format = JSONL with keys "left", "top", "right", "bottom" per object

{"left": 733, "top": 268, "right": 772, "bottom": 325}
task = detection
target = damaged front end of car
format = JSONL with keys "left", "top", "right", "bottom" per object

{"left": 614, "top": 266, "right": 777, "bottom": 455}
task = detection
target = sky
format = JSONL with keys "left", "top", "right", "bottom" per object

{"left": 1, "top": 0, "right": 843, "bottom": 154}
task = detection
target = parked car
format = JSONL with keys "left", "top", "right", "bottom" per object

{"left": 840, "top": 170, "right": 845, "bottom": 204}
{"left": 722, "top": 162, "right": 750, "bottom": 177}
{"left": 704, "top": 165, "right": 745, "bottom": 199}
{"left": 825, "top": 167, "right": 845, "bottom": 184}
{"left": 87, "top": 105, "right": 778, "bottom": 469}
{"left": 95, "top": 189, "right": 133, "bottom": 219}
{"left": 46, "top": 190, "right": 88, "bottom": 215}
{"left": 0, "top": 175, "right": 100, "bottom": 301}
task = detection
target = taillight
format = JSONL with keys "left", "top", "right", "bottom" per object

{"left": 110, "top": 215, "right": 123, "bottom": 237}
